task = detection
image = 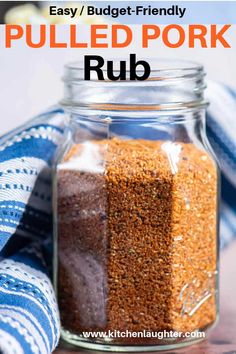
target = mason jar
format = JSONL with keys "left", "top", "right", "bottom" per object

{"left": 53, "top": 60, "right": 219, "bottom": 351}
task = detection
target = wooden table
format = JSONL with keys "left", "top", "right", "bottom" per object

{"left": 55, "top": 241, "right": 236, "bottom": 354}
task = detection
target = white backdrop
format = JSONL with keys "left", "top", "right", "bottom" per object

{"left": 0, "top": 24, "right": 236, "bottom": 135}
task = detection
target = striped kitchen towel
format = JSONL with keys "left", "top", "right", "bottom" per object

{"left": 0, "top": 82, "right": 235, "bottom": 354}
{"left": 0, "top": 108, "right": 65, "bottom": 354}
{"left": 206, "top": 82, "right": 236, "bottom": 248}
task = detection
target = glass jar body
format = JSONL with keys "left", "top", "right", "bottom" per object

{"left": 53, "top": 107, "right": 219, "bottom": 351}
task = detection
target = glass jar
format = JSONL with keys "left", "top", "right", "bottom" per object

{"left": 53, "top": 60, "right": 219, "bottom": 352}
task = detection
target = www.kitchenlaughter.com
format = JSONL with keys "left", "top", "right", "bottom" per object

{"left": 82, "top": 330, "right": 205, "bottom": 339}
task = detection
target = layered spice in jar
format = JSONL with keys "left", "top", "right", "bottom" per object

{"left": 53, "top": 60, "right": 219, "bottom": 351}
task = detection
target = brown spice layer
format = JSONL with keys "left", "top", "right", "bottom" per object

{"left": 56, "top": 138, "right": 217, "bottom": 338}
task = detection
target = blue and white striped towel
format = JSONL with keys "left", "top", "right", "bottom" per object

{"left": 0, "top": 109, "right": 65, "bottom": 354}
{"left": 0, "top": 82, "right": 235, "bottom": 354}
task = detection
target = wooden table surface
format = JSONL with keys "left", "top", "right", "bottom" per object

{"left": 55, "top": 241, "right": 236, "bottom": 354}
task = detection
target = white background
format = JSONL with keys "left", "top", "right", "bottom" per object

{"left": 0, "top": 24, "right": 235, "bottom": 135}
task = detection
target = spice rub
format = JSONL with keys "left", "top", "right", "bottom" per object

{"left": 57, "top": 138, "right": 217, "bottom": 339}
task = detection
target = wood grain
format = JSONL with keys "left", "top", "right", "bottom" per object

{"left": 54, "top": 241, "right": 236, "bottom": 354}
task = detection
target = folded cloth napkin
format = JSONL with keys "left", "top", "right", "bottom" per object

{"left": 0, "top": 82, "right": 235, "bottom": 354}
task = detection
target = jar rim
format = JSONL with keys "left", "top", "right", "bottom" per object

{"left": 63, "top": 59, "right": 204, "bottom": 83}
{"left": 61, "top": 58, "right": 207, "bottom": 112}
